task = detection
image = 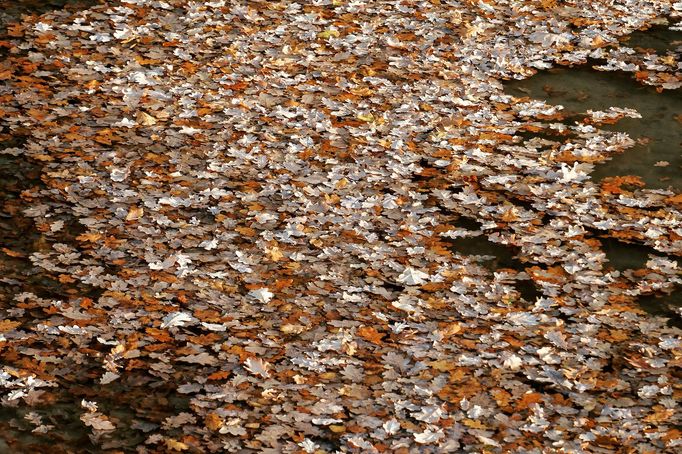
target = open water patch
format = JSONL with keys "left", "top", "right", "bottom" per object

{"left": 638, "top": 288, "right": 682, "bottom": 328}
{"left": 619, "top": 23, "right": 682, "bottom": 54}
{"left": 446, "top": 217, "right": 541, "bottom": 304}
{"left": 506, "top": 65, "right": 682, "bottom": 189}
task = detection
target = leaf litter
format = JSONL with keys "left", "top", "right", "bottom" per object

{"left": 1, "top": 0, "right": 682, "bottom": 452}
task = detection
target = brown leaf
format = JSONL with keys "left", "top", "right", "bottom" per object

{"left": 137, "top": 112, "right": 158, "bottom": 126}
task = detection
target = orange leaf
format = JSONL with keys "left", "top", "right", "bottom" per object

{"left": 1, "top": 248, "right": 24, "bottom": 258}
{"left": 0, "top": 320, "right": 21, "bottom": 331}
{"left": 207, "top": 370, "right": 231, "bottom": 381}
{"left": 273, "top": 278, "right": 293, "bottom": 290}
{"left": 357, "top": 326, "right": 384, "bottom": 345}
{"left": 665, "top": 193, "right": 682, "bottom": 207}
{"left": 635, "top": 71, "right": 649, "bottom": 81}
{"left": 235, "top": 226, "right": 257, "bottom": 237}
{"left": 76, "top": 232, "right": 103, "bottom": 242}
{"left": 517, "top": 392, "right": 543, "bottom": 410}
{"left": 205, "top": 413, "right": 224, "bottom": 431}
{"left": 145, "top": 328, "right": 173, "bottom": 343}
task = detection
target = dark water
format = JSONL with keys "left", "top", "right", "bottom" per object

{"left": 506, "top": 66, "right": 682, "bottom": 189}
{"left": 620, "top": 25, "right": 682, "bottom": 54}
{"left": 598, "top": 236, "right": 659, "bottom": 271}
{"left": 0, "top": 3, "right": 103, "bottom": 452}
{"left": 447, "top": 223, "right": 541, "bottom": 304}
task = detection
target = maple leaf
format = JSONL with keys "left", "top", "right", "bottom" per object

{"left": 248, "top": 288, "right": 274, "bottom": 303}
{"left": 383, "top": 419, "right": 400, "bottom": 435}
{"left": 397, "top": 267, "right": 429, "bottom": 286}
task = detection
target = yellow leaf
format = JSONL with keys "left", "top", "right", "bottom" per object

{"left": 235, "top": 226, "right": 257, "bottom": 237}
{"left": 429, "top": 360, "right": 456, "bottom": 372}
{"left": 438, "top": 322, "right": 462, "bottom": 337}
{"left": 267, "top": 245, "right": 284, "bottom": 261}
{"left": 318, "top": 29, "right": 340, "bottom": 39}
{"left": 165, "top": 439, "right": 189, "bottom": 451}
{"left": 137, "top": 111, "right": 157, "bottom": 126}
{"left": 462, "top": 419, "right": 487, "bottom": 429}
{"left": 126, "top": 206, "right": 144, "bottom": 221}
{"left": 609, "top": 330, "right": 628, "bottom": 342}
{"left": 0, "top": 320, "right": 21, "bottom": 331}
{"left": 501, "top": 208, "right": 518, "bottom": 222}
{"left": 76, "top": 232, "right": 103, "bottom": 242}
{"left": 661, "top": 55, "right": 676, "bottom": 66}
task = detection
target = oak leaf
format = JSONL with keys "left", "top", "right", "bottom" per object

{"left": 357, "top": 326, "right": 384, "bottom": 345}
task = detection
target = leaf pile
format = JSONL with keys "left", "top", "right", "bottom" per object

{"left": 1, "top": 0, "right": 681, "bottom": 452}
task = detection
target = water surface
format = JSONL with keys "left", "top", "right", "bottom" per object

{"left": 506, "top": 66, "right": 682, "bottom": 189}
{"left": 620, "top": 25, "right": 682, "bottom": 54}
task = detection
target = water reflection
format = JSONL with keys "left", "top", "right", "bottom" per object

{"left": 0, "top": 403, "right": 94, "bottom": 452}
{"left": 638, "top": 289, "right": 682, "bottom": 328}
{"left": 505, "top": 66, "right": 682, "bottom": 189}
{"left": 598, "top": 236, "right": 659, "bottom": 272}
{"left": 597, "top": 237, "right": 681, "bottom": 327}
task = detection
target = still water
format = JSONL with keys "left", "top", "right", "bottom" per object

{"left": 506, "top": 66, "right": 682, "bottom": 189}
